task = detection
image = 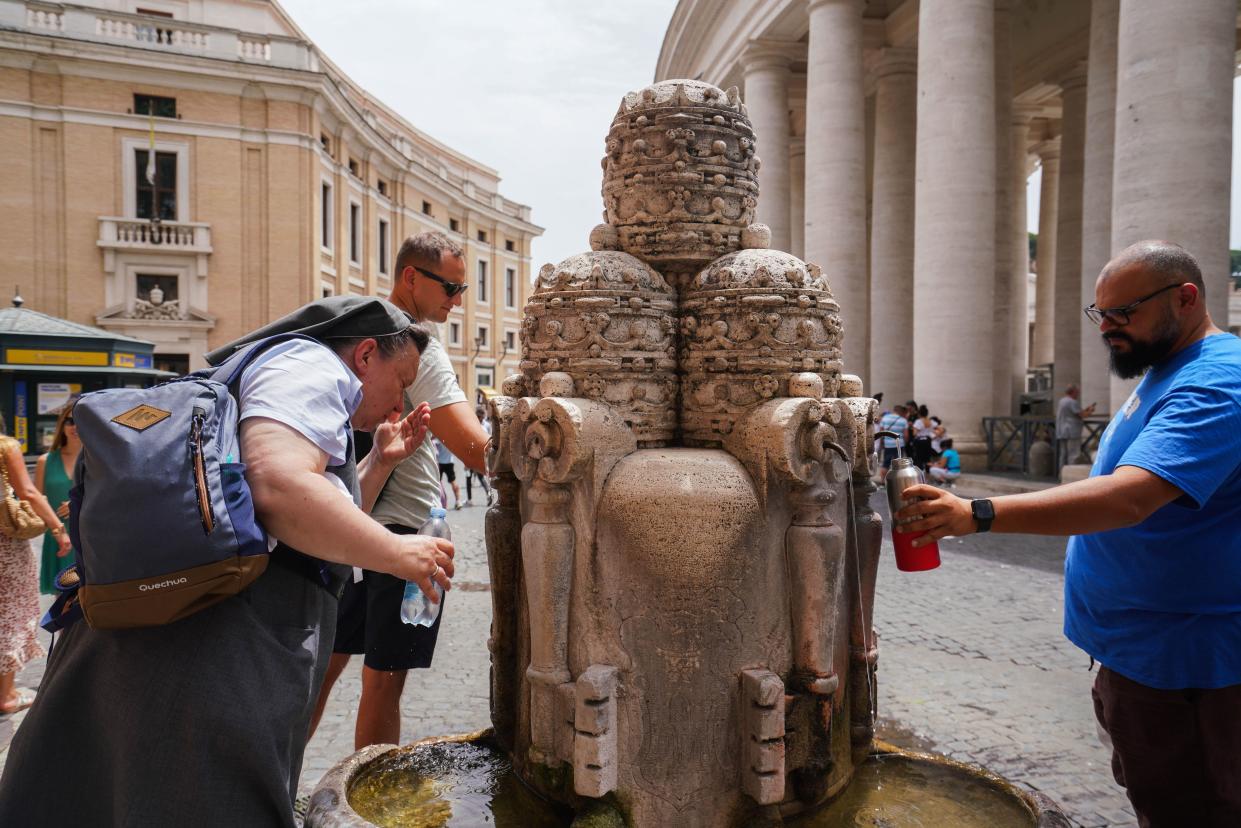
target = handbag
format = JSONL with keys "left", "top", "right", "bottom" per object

{"left": 0, "top": 449, "right": 47, "bottom": 540}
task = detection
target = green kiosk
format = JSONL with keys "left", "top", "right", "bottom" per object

{"left": 0, "top": 304, "right": 175, "bottom": 459}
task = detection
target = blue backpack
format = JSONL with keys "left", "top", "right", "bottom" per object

{"left": 45, "top": 334, "right": 311, "bottom": 632}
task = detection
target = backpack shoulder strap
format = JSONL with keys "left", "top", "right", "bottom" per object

{"left": 208, "top": 333, "right": 322, "bottom": 388}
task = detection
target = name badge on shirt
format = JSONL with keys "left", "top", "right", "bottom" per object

{"left": 1122, "top": 392, "right": 1141, "bottom": 419}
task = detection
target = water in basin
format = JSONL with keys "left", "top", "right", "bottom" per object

{"left": 347, "top": 739, "right": 570, "bottom": 828}
{"left": 787, "top": 753, "right": 1036, "bottom": 828}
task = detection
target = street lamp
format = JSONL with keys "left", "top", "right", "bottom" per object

{"left": 495, "top": 338, "right": 509, "bottom": 377}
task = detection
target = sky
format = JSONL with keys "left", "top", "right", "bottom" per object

{"left": 279, "top": 1, "right": 1241, "bottom": 268}
{"left": 278, "top": 0, "right": 679, "bottom": 272}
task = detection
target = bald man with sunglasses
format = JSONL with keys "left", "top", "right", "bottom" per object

{"left": 310, "top": 231, "right": 490, "bottom": 752}
{"left": 897, "top": 241, "right": 1241, "bottom": 826}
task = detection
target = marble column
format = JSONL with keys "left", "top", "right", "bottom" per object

{"left": 1053, "top": 64, "right": 1088, "bottom": 393}
{"left": 1031, "top": 135, "right": 1060, "bottom": 368}
{"left": 1079, "top": 0, "right": 1119, "bottom": 414}
{"left": 744, "top": 41, "right": 794, "bottom": 252}
{"left": 867, "top": 47, "right": 917, "bottom": 406}
{"left": 1111, "top": 0, "right": 1234, "bottom": 411}
{"left": 790, "top": 137, "right": 805, "bottom": 259}
{"left": 805, "top": 0, "right": 868, "bottom": 380}
{"left": 913, "top": 0, "right": 995, "bottom": 461}
{"left": 1010, "top": 110, "right": 1036, "bottom": 411}
{"left": 992, "top": 0, "right": 1014, "bottom": 415}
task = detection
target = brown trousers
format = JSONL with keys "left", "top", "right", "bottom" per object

{"left": 1092, "top": 666, "right": 1241, "bottom": 828}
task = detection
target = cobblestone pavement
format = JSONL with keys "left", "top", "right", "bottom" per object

{"left": 3, "top": 470, "right": 1136, "bottom": 827}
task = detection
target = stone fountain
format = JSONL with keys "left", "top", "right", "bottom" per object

{"left": 307, "top": 80, "right": 1068, "bottom": 828}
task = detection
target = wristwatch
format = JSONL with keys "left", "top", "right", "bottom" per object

{"left": 970, "top": 499, "right": 995, "bottom": 533}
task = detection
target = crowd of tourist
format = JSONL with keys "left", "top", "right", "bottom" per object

{"left": 874, "top": 395, "right": 959, "bottom": 487}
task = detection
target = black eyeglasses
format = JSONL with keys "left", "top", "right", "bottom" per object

{"left": 412, "top": 266, "right": 469, "bottom": 298}
{"left": 1084, "top": 283, "right": 1181, "bottom": 326}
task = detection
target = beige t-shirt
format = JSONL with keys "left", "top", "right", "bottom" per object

{"left": 370, "top": 331, "right": 466, "bottom": 529}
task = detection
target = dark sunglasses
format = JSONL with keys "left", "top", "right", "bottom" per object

{"left": 1083, "top": 283, "right": 1181, "bottom": 327}
{"left": 64, "top": 417, "right": 75, "bottom": 425}
{"left": 412, "top": 266, "right": 469, "bottom": 298}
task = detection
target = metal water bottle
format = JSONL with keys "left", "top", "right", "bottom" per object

{"left": 881, "top": 444, "right": 941, "bottom": 572}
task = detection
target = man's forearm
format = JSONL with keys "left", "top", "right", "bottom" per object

{"left": 990, "top": 467, "right": 1180, "bottom": 536}
{"left": 252, "top": 471, "right": 403, "bottom": 574}
{"left": 356, "top": 452, "right": 397, "bottom": 513}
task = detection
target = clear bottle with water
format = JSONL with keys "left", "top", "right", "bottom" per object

{"left": 399, "top": 507, "right": 451, "bottom": 627}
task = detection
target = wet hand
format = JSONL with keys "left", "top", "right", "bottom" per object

{"left": 374, "top": 402, "right": 432, "bottom": 466}
{"left": 401, "top": 533, "right": 455, "bottom": 602}
{"left": 895, "top": 484, "right": 976, "bottom": 547}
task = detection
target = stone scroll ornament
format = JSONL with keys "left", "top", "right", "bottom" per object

{"left": 506, "top": 376, "right": 637, "bottom": 770}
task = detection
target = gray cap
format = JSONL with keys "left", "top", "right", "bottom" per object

{"left": 205, "top": 296, "right": 412, "bottom": 366}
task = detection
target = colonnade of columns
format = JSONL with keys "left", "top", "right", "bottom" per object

{"left": 739, "top": 0, "right": 1236, "bottom": 462}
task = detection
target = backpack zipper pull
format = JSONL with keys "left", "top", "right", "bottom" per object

{"left": 190, "top": 407, "right": 216, "bottom": 534}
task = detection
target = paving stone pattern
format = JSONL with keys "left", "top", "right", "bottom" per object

{"left": 2, "top": 471, "right": 1136, "bottom": 827}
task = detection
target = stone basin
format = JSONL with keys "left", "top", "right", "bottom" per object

{"left": 305, "top": 731, "right": 1070, "bottom": 828}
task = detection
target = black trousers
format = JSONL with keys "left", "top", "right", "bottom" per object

{"left": 1092, "top": 666, "right": 1241, "bottom": 828}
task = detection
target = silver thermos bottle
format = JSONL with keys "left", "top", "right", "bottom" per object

{"left": 876, "top": 431, "right": 941, "bottom": 572}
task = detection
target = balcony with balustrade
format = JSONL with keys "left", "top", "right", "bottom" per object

{"left": 97, "top": 217, "right": 212, "bottom": 278}
{"left": 6, "top": 1, "right": 311, "bottom": 70}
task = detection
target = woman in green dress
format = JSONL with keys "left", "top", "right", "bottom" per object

{"left": 35, "top": 403, "right": 78, "bottom": 594}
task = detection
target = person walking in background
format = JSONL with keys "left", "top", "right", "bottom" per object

{"left": 35, "top": 402, "right": 79, "bottom": 594}
{"left": 0, "top": 421, "right": 69, "bottom": 715}
{"left": 1056, "top": 384, "right": 1096, "bottom": 468}
{"left": 435, "top": 436, "right": 462, "bottom": 510}
{"left": 464, "top": 407, "right": 493, "bottom": 507}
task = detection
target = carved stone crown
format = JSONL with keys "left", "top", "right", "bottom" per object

{"left": 602, "top": 79, "right": 760, "bottom": 280}
{"left": 680, "top": 249, "right": 844, "bottom": 446}
{"left": 519, "top": 251, "right": 678, "bottom": 447}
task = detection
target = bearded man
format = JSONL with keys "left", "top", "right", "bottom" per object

{"left": 896, "top": 241, "right": 1241, "bottom": 827}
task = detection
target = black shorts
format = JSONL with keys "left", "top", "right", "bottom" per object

{"left": 882, "top": 447, "right": 900, "bottom": 468}
{"left": 438, "top": 462, "right": 456, "bottom": 483}
{"left": 332, "top": 524, "right": 444, "bottom": 671}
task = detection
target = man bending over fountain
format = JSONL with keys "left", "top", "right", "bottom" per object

{"left": 0, "top": 296, "right": 455, "bottom": 827}
{"left": 898, "top": 240, "right": 1241, "bottom": 828}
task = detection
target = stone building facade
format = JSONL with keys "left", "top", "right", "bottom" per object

{"left": 658, "top": 0, "right": 1240, "bottom": 461}
{"left": 0, "top": 0, "right": 541, "bottom": 400}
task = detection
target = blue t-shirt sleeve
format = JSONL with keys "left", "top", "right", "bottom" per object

{"left": 1117, "top": 385, "right": 1241, "bottom": 509}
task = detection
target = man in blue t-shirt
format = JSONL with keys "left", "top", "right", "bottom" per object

{"left": 895, "top": 241, "right": 1241, "bottom": 826}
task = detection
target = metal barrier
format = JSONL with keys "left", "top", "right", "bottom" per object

{"left": 982, "top": 416, "right": 1109, "bottom": 477}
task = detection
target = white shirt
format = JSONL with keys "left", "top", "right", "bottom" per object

{"left": 236, "top": 339, "right": 362, "bottom": 500}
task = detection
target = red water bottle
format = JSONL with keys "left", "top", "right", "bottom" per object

{"left": 883, "top": 454, "right": 941, "bottom": 572}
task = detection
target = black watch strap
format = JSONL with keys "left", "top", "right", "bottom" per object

{"left": 971, "top": 499, "right": 995, "bottom": 533}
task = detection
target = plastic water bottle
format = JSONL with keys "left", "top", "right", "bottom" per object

{"left": 399, "top": 507, "right": 451, "bottom": 626}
